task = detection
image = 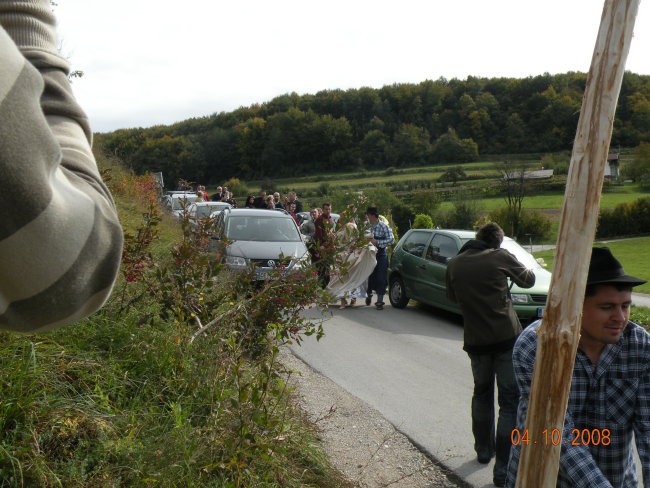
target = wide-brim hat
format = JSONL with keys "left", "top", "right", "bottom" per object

{"left": 587, "top": 247, "right": 646, "bottom": 286}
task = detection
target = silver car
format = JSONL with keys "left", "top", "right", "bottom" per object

{"left": 211, "top": 208, "right": 310, "bottom": 280}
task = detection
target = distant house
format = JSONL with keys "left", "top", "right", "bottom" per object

{"left": 605, "top": 153, "right": 619, "bottom": 180}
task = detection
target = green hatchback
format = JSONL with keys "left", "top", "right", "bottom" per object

{"left": 387, "top": 229, "right": 551, "bottom": 323}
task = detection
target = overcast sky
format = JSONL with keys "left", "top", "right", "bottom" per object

{"left": 54, "top": 0, "right": 650, "bottom": 133}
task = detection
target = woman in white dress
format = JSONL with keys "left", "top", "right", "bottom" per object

{"left": 326, "top": 221, "right": 377, "bottom": 308}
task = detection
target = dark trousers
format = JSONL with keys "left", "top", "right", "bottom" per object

{"left": 467, "top": 348, "right": 519, "bottom": 480}
{"left": 367, "top": 248, "right": 388, "bottom": 300}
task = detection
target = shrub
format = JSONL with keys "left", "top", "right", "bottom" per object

{"left": 490, "top": 207, "right": 552, "bottom": 241}
{"left": 390, "top": 201, "right": 415, "bottom": 237}
{"left": 413, "top": 214, "right": 434, "bottom": 229}
{"left": 221, "top": 177, "right": 249, "bottom": 199}
{"left": 597, "top": 197, "right": 650, "bottom": 238}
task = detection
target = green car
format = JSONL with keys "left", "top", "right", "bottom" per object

{"left": 387, "top": 229, "right": 551, "bottom": 323}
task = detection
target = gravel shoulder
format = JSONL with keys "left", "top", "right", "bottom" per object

{"left": 281, "top": 347, "right": 465, "bottom": 488}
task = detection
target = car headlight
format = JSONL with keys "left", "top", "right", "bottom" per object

{"left": 225, "top": 256, "right": 248, "bottom": 267}
{"left": 511, "top": 293, "right": 530, "bottom": 304}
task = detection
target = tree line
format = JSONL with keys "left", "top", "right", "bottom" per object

{"left": 97, "top": 72, "right": 650, "bottom": 187}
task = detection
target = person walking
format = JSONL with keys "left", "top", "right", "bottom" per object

{"left": 364, "top": 207, "right": 394, "bottom": 310}
{"left": 313, "top": 203, "right": 335, "bottom": 288}
{"left": 445, "top": 222, "right": 535, "bottom": 487}
{"left": 506, "top": 247, "right": 649, "bottom": 487}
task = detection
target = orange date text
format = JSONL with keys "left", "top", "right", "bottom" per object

{"left": 510, "top": 428, "right": 611, "bottom": 446}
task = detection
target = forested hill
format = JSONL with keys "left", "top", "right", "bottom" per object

{"left": 97, "top": 72, "right": 650, "bottom": 186}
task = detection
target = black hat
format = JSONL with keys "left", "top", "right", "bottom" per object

{"left": 586, "top": 247, "right": 646, "bottom": 286}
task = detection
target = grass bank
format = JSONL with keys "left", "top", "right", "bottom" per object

{"left": 0, "top": 159, "right": 351, "bottom": 487}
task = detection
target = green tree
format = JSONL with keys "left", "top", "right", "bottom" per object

{"left": 431, "top": 128, "right": 478, "bottom": 164}
{"left": 389, "top": 123, "right": 432, "bottom": 166}
{"left": 622, "top": 143, "right": 650, "bottom": 184}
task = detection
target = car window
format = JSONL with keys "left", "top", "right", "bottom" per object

{"left": 402, "top": 231, "right": 432, "bottom": 258}
{"left": 426, "top": 234, "right": 459, "bottom": 263}
{"left": 501, "top": 239, "right": 543, "bottom": 269}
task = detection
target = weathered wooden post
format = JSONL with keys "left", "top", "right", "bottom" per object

{"left": 515, "top": 1, "right": 640, "bottom": 486}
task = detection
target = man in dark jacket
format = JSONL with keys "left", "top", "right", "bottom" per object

{"left": 445, "top": 222, "right": 535, "bottom": 487}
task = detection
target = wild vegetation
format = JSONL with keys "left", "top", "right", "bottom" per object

{"left": 97, "top": 72, "right": 650, "bottom": 185}
{"left": 0, "top": 155, "right": 355, "bottom": 487}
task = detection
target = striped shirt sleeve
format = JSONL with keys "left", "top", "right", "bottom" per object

{"left": 0, "top": 0, "right": 123, "bottom": 332}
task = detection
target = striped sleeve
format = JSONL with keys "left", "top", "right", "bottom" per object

{"left": 0, "top": 0, "right": 123, "bottom": 332}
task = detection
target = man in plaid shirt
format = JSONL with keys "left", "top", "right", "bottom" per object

{"left": 506, "top": 247, "right": 650, "bottom": 487}
{"left": 365, "top": 207, "right": 394, "bottom": 310}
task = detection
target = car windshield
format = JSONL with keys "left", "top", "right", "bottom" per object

{"left": 171, "top": 196, "right": 197, "bottom": 210}
{"left": 501, "top": 239, "right": 542, "bottom": 269}
{"left": 195, "top": 203, "right": 230, "bottom": 218}
{"left": 226, "top": 216, "right": 301, "bottom": 242}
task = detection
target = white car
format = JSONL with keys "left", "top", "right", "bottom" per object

{"left": 184, "top": 201, "right": 233, "bottom": 228}
{"left": 162, "top": 193, "right": 199, "bottom": 218}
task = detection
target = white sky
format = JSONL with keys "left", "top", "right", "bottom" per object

{"left": 54, "top": 0, "right": 650, "bottom": 133}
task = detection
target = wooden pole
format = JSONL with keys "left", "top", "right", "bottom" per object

{"left": 515, "top": 1, "right": 639, "bottom": 486}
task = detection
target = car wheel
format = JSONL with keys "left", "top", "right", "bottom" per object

{"left": 389, "top": 276, "right": 409, "bottom": 308}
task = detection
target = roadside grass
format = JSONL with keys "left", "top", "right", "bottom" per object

{"left": 532, "top": 236, "right": 650, "bottom": 294}
{"left": 0, "top": 162, "right": 353, "bottom": 487}
{"left": 533, "top": 237, "right": 650, "bottom": 327}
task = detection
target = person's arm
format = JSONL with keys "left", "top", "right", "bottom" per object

{"left": 506, "top": 328, "right": 612, "bottom": 487}
{"left": 501, "top": 250, "right": 536, "bottom": 289}
{"left": 0, "top": 0, "right": 123, "bottom": 332}
{"left": 445, "top": 265, "right": 457, "bottom": 303}
{"left": 634, "top": 365, "right": 650, "bottom": 487}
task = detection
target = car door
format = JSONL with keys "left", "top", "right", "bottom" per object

{"left": 396, "top": 231, "right": 434, "bottom": 300}
{"left": 420, "top": 233, "right": 461, "bottom": 309}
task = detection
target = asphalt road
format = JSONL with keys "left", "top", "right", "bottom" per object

{"left": 292, "top": 298, "right": 648, "bottom": 487}
{"left": 291, "top": 302, "right": 498, "bottom": 488}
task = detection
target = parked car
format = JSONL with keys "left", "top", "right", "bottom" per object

{"left": 162, "top": 193, "right": 199, "bottom": 218}
{"left": 210, "top": 208, "right": 310, "bottom": 280}
{"left": 296, "top": 211, "right": 340, "bottom": 226}
{"left": 387, "top": 229, "right": 551, "bottom": 323}
{"left": 183, "top": 201, "right": 232, "bottom": 227}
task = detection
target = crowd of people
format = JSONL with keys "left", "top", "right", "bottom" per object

{"left": 174, "top": 181, "right": 396, "bottom": 310}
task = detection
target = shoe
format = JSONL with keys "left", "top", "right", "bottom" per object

{"left": 365, "top": 295, "right": 372, "bottom": 306}
{"left": 375, "top": 302, "right": 384, "bottom": 310}
{"left": 493, "top": 477, "right": 505, "bottom": 487}
{"left": 476, "top": 448, "right": 493, "bottom": 464}
{"left": 349, "top": 298, "right": 356, "bottom": 306}
{"left": 477, "top": 454, "right": 491, "bottom": 464}
{"left": 339, "top": 298, "right": 348, "bottom": 309}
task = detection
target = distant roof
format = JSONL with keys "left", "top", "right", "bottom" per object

{"left": 607, "top": 153, "right": 619, "bottom": 162}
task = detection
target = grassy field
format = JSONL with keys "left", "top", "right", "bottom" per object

{"left": 533, "top": 236, "right": 650, "bottom": 295}
{"left": 256, "top": 160, "right": 530, "bottom": 193}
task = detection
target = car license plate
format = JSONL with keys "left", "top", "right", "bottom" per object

{"left": 255, "top": 269, "right": 270, "bottom": 280}
{"left": 536, "top": 307, "right": 544, "bottom": 318}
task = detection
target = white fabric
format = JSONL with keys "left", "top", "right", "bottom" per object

{"left": 327, "top": 242, "right": 377, "bottom": 298}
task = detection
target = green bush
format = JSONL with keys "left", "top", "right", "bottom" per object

{"left": 597, "top": 197, "right": 650, "bottom": 238}
{"left": 221, "top": 177, "right": 249, "bottom": 199}
{"left": 490, "top": 207, "right": 552, "bottom": 241}
{"left": 413, "top": 214, "right": 434, "bottom": 229}
{"left": 390, "top": 201, "right": 415, "bottom": 237}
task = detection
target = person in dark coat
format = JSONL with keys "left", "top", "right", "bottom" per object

{"left": 445, "top": 222, "right": 535, "bottom": 487}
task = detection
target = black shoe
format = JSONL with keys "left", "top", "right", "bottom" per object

{"left": 365, "top": 295, "right": 372, "bottom": 306}
{"left": 375, "top": 302, "right": 384, "bottom": 310}
{"left": 476, "top": 448, "right": 493, "bottom": 464}
{"left": 493, "top": 477, "right": 505, "bottom": 487}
